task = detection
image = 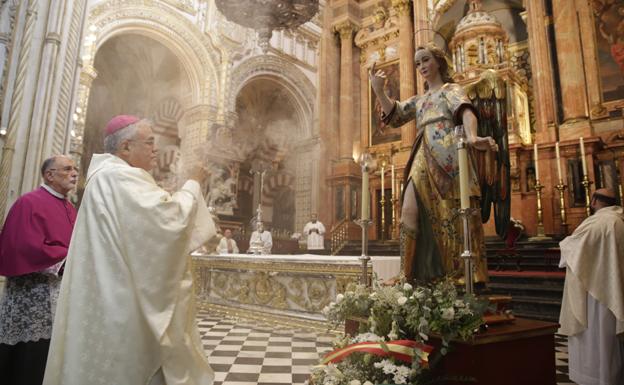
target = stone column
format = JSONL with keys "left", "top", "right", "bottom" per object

{"left": 0, "top": 0, "right": 88, "bottom": 217}
{"left": 335, "top": 21, "right": 357, "bottom": 160}
{"left": 412, "top": 0, "right": 431, "bottom": 95}
{"left": 552, "top": 0, "right": 589, "bottom": 123}
{"left": 525, "top": 1, "right": 556, "bottom": 143}
{"left": 392, "top": 0, "right": 416, "bottom": 148}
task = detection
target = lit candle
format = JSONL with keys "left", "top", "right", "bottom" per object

{"left": 579, "top": 137, "right": 588, "bottom": 176}
{"left": 533, "top": 143, "right": 540, "bottom": 181}
{"left": 362, "top": 167, "right": 369, "bottom": 220}
{"left": 458, "top": 141, "right": 471, "bottom": 210}
{"left": 380, "top": 165, "right": 385, "bottom": 196}
{"left": 391, "top": 164, "right": 396, "bottom": 200}
{"left": 555, "top": 142, "right": 563, "bottom": 182}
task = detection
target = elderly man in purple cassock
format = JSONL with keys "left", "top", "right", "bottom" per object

{"left": 0, "top": 155, "right": 78, "bottom": 385}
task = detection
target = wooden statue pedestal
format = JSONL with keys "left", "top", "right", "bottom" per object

{"left": 431, "top": 318, "right": 558, "bottom": 385}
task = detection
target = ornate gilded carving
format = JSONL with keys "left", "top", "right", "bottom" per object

{"left": 192, "top": 254, "right": 371, "bottom": 319}
{"left": 334, "top": 21, "right": 358, "bottom": 41}
{"left": 391, "top": 0, "right": 411, "bottom": 16}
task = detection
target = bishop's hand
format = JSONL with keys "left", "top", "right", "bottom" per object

{"left": 189, "top": 164, "right": 208, "bottom": 186}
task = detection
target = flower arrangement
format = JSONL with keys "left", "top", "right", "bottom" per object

{"left": 312, "top": 279, "right": 487, "bottom": 385}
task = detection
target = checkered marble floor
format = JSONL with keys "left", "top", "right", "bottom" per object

{"left": 197, "top": 312, "right": 576, "bottom": 385}
{"left": 555, "top": 334, "right": 576, "bottom": 384}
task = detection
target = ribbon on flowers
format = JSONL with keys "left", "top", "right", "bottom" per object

{"left": 321, "top": 340, "right": 434, "bottom": 367}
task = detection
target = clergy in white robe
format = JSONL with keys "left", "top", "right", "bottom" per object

{"left": 558, "top": 188, "right": 624, "bottom": 385}
{"left": 43, "top": 116, "right": 217, "bottom": 385}
{"left": 248, "top": 223, "right": 273, "bottom": 254}
{"left": 216, "top": 229, "right": 239, "bottom": 254}
{"left": 303, "top": 213, "right": 325, "bottom": 250}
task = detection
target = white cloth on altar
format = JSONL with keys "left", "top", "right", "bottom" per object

{"left": 249, "top": 230, "right": 272, "bottom": 254}
{"left": 558, "top": 205, "right": 624, "bottom": 385}
{"left": 216, "top": 237, "right": 239, "bottom": 254}
{"left": 43, "top": 154, "right": 217, "bottom": 385}
{"left": 303, "top": 221, "right": 326, "bottom": 250}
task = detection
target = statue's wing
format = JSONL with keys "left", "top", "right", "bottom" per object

{"left": 465, "top": 70, "right": 511, "bottom": 238}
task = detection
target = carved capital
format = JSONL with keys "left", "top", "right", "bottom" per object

{"left": 333, "top": 21, "right": 358, "bottom": 41}
{"left": 391, "top": 0, "right": 411, "bottom": 16}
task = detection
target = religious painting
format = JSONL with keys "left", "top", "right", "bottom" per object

{"left": 369, "top": 60, "right": 401, "bottom": 146}
{"left": 567, "top": 159, "right": 587, "bottom": 207}
{"left": 335, "top": 186, "right": 345, "bottom": 221}
{"left": 350, "top": 188, "right": 358, "bottom": 220}
{"left": 592, "top": 1, "right": 624, "bottom": 105}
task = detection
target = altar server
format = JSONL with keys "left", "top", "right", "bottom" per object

{"left": 559, "top": 188, "right": 624, "bottom": 385}
{"left": 43, "top": 115, "right": 217, "bottom": 385}
{"left": 216, "top": 228, "right": 239, "bottom": 254}
{"left": 248, "top": 222, "right": 272, "bottom": 254}
{"left": 303, "top": 213, "right": 325, "bottom": 250}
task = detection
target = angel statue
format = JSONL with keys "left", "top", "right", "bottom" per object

{"left": 369, "top": 43, "right": 510, "bottom": 284}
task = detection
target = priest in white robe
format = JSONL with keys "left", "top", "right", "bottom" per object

{"left": 303, "top": 213, "right": 325, "bottom": 250}
{"left": 248, "top": 222, "right": 272, "bottom": 254}
{"left": 558, "top": 188, "right": 624, "bottom": 385}
{"left": 216, "top": 229, "right": 239, "bottom": 254}
{"left": 43, "top": 115, "right": 217, "bottom": 385}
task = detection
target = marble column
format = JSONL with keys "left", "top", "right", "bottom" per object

{"left": 0, "top": 0, "right": 88, "bottom": 217}
{"left": 335, "top": 21, "right": 357, "bottom": 160}
{"left": 412, "top": 0, "right": 431, "bottom": 95}
{"left": 393, "top": 0, "right": 416, "bottom": 149}
{"left": 552, "top": 0, "right": 589, "bottom": 123}
{"left": 524, "top": 1, "right": 556, "bottom": 143}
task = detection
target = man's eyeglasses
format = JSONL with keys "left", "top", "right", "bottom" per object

{"left": 48, "top": 166, "right": 79, "bottom": 173}
{"left": 129, "top": 139, "right": 156, "bottom": 147}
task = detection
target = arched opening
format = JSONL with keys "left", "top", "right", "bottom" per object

{"left": 233, "top": 77, "right": 303, "bottom": 234}
{"left": 81, "top": 33, "right": 190, "bottom": 191}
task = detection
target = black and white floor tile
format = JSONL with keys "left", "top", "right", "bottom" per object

{"left": 197, "top": 312, "right": 577, "bottom": 385}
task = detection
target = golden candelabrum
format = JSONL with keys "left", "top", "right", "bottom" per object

{"left": 391, "top": 196, "right": 398, "bottom": 240}
{"left": 554, "top": 180, "right": 568, "bottom": 235}
{"left": 582, "top": 175, "right": 593, "bottom": 217}
{"left": 529, "top": 181, "right": 551, "bottom": 241}
{"left": 377, "top": 154, "right": 390, "bottom": 242}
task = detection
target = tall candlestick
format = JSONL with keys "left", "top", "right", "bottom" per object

{"left": 533, "top": 143, "right": 540, "bottom": 181}
{"left": 380, "top": 166, "right": 385, "bottom": 193}
{"left": 391, "top": 164, "right": 396, "bottom": 199}
{"left": 458, "top": 138, "right": 470, "bottom": 210}
{"left": 362, "top": 167, "right": 369, "bottom": 220}
{"left": 555, "top": 142, "right": 563, "bottom": 182}
{"left": 579, "top": 137, "right": 588, "bottom": 176}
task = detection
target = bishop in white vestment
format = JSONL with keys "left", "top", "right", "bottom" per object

{"left": 558, "top": 189, "right": 624, "bottom": 385}
{"left": 44, "top": 116, "right": 217, "bottom": 385}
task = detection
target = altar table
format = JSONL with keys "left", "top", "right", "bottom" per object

{"left": 191, "top": 253, "right": 400, "bottom": 325}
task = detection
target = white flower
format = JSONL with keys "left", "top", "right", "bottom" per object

{"left": 403, "top": 283, "right": 413, "bottom": 291}
{"left": 329, "top": 301, "right": 335, "bottom": 308}
{"left": 321, "top": 306, "right": 330, "bottom": 315}
{"left": 387, "top": 330, "right": 398, "bottom": 340}
{"left": 364, "top": 382, "right": 373, "bottom": 385}
{"left": 349, "top": 380, "right": 361, "bottom": 385}
{"left": 454, "top": 299, "right": 465, "bottom": 308}
{"left": 441, "top": 307, "right": 455, "bottom": 320}
{"left": 397, "top": 296, "right": 408, "bottom": 305}
{"left": 351, "top": 332, "right": 384, "bottom": 343}
{"left": 419, "top": 332, "right": 429, "bottom": 341}
{"left": 336, "top": 294, "right": 344, "bottom": 303}
{"left": 369, "top": 292, "right": 377, "bottom": 299}
{"left": 415, "top": 289, "right": 426, "bottom": 300}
